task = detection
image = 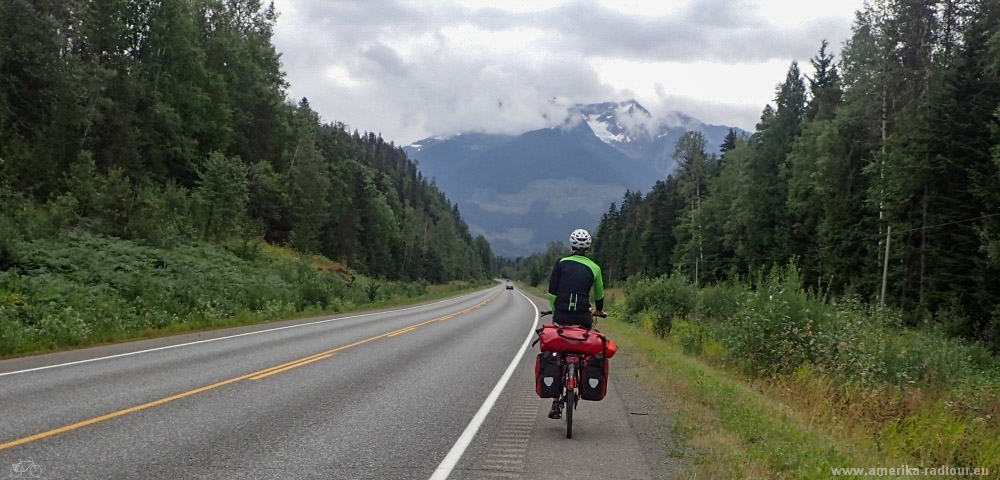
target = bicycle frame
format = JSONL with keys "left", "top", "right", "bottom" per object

{"left": 563, "top": 354, "right": 582, "bottom": 391}
{"left": 560, "top": 353, "right": 585, "bottom": 438}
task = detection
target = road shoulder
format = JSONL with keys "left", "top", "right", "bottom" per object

{"left": 609, "top": 341, "right": 691, "bottom": 479}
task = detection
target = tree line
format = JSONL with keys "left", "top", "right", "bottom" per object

{"left": 591, "top": 0, "right": 1000, "bottom": 349}
{"left": 0, "top": 0, "right": 495, "bottom": 282}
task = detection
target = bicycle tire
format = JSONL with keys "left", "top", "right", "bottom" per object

{"left": 565, "top": 388, "right": 575, "bottom": 438}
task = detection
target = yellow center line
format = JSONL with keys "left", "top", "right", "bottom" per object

{"left": 250, "top": 353, "right": 333, "bottom": 380}
{"left": 387, "top": 326, "right": 418, "bottom": 337}
{"left": 0, "top": 289, "right": 502, "bottom": 451}
{"left": 249, "top": 351, "right": 339, "bottom": 377}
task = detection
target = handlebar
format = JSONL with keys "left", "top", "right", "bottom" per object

{"left": 539, "top": 310, "right": 607, "bottom": 318}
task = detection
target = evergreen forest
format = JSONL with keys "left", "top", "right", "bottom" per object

{"left": 586, "top": 1, "right": 1000, "bottom": 350}
{"left": 0, "top": 0, "right": 495, "bottom": 280}
{"left": 0, "top": 0, "right": 495, "bottom": 355}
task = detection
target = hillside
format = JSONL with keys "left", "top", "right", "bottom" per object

{"left": 0, "top": 1, "right": 495, "bottom": 283}
{"left": 405, "top": 100, "right": 743, "bottom": 256}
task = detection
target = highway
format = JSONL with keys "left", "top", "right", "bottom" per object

{"left": 0, "top": 286, "right": 654, "bottom": 479}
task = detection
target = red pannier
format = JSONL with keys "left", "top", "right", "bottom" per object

{"left": 533, "top": 324, "right": 607, "bottom": 356}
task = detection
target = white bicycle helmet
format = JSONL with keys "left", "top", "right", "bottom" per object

{"left": 569, "top": 229, "right": 592, "bottom": 251}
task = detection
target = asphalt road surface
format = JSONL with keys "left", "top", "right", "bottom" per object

{"left": 0, "top": 286, "right": 657, "bottom": 479}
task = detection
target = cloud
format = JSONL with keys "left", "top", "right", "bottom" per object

{"left": 405, "top": 0, "right": 854, "bottom": 64}
{"left": 360, "top": 44, "right": 410, "bottom": 77}
{"left": 271, "top": 0, "right": 859, "bottom": 143}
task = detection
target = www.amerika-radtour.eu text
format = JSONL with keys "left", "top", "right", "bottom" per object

{"left": 830, "top": 465, "right": 990, "bottom": 477}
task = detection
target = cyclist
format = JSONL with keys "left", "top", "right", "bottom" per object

{"left": 545, "top": 228, "right": 606, "bottom": 419}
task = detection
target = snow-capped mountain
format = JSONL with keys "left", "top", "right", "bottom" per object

{"left": 403, "top": 100, "right": 745, "bottom": 257}
{"left": 572, "top": 100, "right": 734, "bottom": 174}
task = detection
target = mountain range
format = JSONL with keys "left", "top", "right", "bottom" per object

{"left": 403, "top": 100, "right": 745, "bottom": 257}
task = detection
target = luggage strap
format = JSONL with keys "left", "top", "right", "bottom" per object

{"left": 531, "top": 324, "right": 605, "bottom": 347}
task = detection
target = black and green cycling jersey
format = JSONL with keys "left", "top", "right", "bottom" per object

{"left": 547, "top": 254, "right": 604, "bottom": 315}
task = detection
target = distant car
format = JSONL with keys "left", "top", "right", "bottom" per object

{"left": 505, "top": 284, "right": 514, "bottom": 290}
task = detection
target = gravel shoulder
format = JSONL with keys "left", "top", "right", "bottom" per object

{"left": 609, "top": 340, "right": 691, "bottom": 479}
{"left": 508, "top": 290, "right": 690, "bottom": 479}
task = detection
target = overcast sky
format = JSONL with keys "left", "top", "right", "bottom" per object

{"left": 270, "top": 0, "right": 866, "bottom": 145}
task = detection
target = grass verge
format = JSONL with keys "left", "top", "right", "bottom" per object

{"left": 601, "top": 316, "right": 861, "bottom": 479}
{"left": 600, "top": 314, "right": 999, "bottom": 479}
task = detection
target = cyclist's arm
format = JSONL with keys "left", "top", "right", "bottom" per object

{"left": 593, "top": 264, "right": 605, "bottom": 311}
{"left": 547, "top": 260, "right": 560, "bottom": 312}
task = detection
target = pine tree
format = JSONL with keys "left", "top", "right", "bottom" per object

{"left": 671, "top": 131, "right": 711, "bottom": 285}
{"left": 592, "top": 203, "right": 621, "bottom": 285}
{"left": 640, "top": 179, "right": 684, "bottom": 278}
{"left": 720, "top": 128, "right": 739, "bottom": 157}
{"left": 700, "top": 136, "right": 755, "bottom": 280}
{"left": 784, "top": 42, "right": 847, "bottom": 288}
{"left": 736, "top": 63, "right": 807, "bottom": 271}
{"left": 0, "top": 0, "right": 74, "bottom": 196}
{"left": 285, "top": 99, "right": 330, "bottom": 253}
{"left": 806, "top": 39, "right": 842, "bottom": 122}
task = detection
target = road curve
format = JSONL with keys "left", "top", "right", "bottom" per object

{"left": 0, "top": 286, "right": 658, "bottom": 480}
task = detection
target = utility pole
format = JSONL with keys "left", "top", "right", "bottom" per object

{"left": 881, "top": 225, "right": 892, "bottom": 306}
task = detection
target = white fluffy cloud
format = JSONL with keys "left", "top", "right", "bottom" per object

{"left": 271, "top": 0, "right": 864, "bottom": 144}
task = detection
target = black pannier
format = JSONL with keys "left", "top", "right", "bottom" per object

{"left": 579, "top": 354, "right": 609, "bottom": 401}
{"left": 535, "top": 351, "right": 562, "bottom": 398}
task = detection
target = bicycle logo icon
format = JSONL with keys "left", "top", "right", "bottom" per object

{"left": 8, "top": 460, "right": 43, "bottom": 479}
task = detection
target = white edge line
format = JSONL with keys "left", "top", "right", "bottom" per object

{"left": 0, "top": 288, "right": 496, "bottom": 378}
{"left": 428, "top": 289, "right": 540, "bottom": 480}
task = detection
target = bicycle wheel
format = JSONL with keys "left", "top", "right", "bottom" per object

{"left": 565, "top": 388, "right": 575, "bottom": 438}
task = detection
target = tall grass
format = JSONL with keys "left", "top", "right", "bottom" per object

{"left": 618, "top": 266, "right": 1000, "bottom": 473}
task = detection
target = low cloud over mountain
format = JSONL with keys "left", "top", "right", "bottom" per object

{"left": 405, "top": 100, "right": 744, "bottom": 257}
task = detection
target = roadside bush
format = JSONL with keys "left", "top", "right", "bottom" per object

{"left": 696, "top": 282, "right": 743, "bottom": 322}
{"left": 673, "top": 319, "right": 708, "bottom": 355}
{"left": 721, "top": 264, "right": 832, "bottom": 376}
{"left": 0, "top": 310, "right": 27, "bottom": 353}
{"left": 296, "top": 272, "right": 339, "bottom": 309}
{"left": 623, "top": 273, "right": 696, "bottom": 336}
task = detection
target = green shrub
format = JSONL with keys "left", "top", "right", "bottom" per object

{"left": 225, "top": 238, "right": 265, "bottom": 262}
{"left": 194, "top": 152, "right": 249, "bottom": 242}
{"left": 0, "top": 231, "right": 438, "bottom": 357}
{"left": 623, "top": 273, "right": 696, "bottom": 336}
{"left": 627, "top": 264, "right": 1000, "bottom": 392}
{"left": 127, "top": 181, "right": 196, "bottom": 247}
{"left": 673, "top": 319, "right": 707, "bottom": 355}
{"left": 696, "top": 282, "right": 743, "bottom": 322}
{"left": 721, "top": 264, "right": 832, "bottom": 376}
{"left": 0, "top": 215, "right": 23, "bottom": 271}
{"left": 0, "top": 310, "right": 27, "bottom": 353}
